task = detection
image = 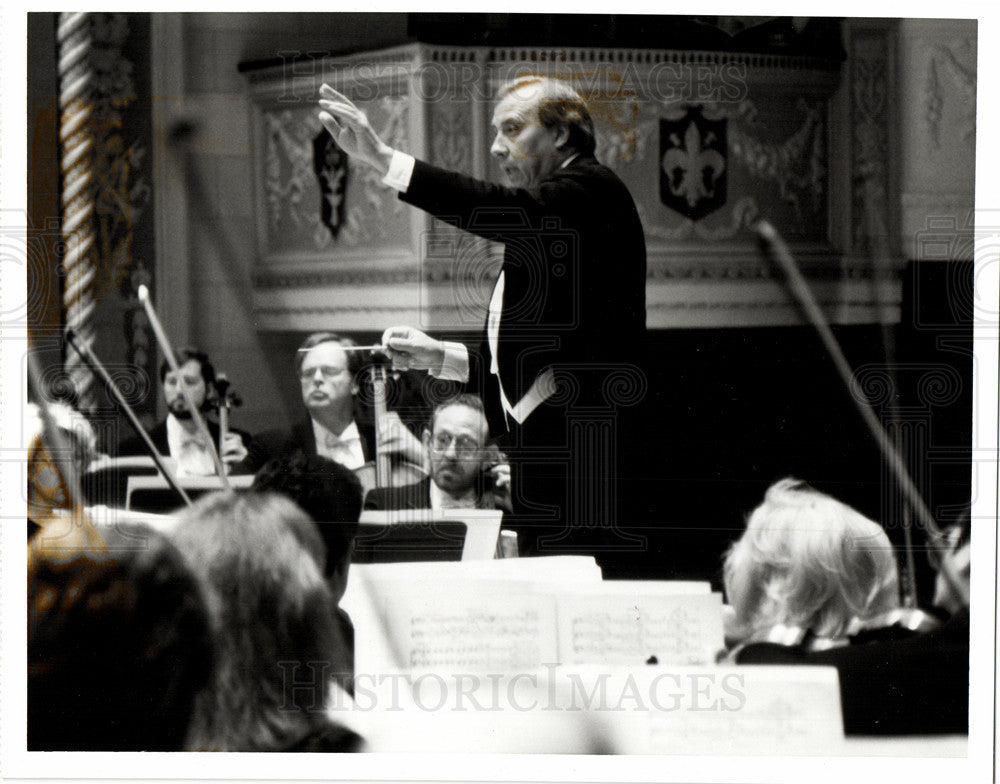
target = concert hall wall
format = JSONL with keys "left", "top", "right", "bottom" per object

{"left": 25, "top": 14, "right": 978, "bottom": 598}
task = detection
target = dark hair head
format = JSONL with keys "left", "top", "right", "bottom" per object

{"left": 28, "top": 525, "right": 213, "bottom": 750}
{"left": 171, "top": 491, "right": 351, "bottom": 751}
{"left": 159, "top": 347, "right": 216, "bottom": 387}
{"left": 500, "top": 76, "right": 596, "bottom": 156}
{"left": 251, "top": 453, "right": 363, "bottom": 577}
{"left": 295, "top": 332, "right": 361, "bottom": 380}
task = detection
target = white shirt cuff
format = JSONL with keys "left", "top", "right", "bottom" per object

{"left": 381, "top": 150, "right": 415, "bottom": 192}
{"left": 433, "top": 341, "right": 470, "bottom": 382}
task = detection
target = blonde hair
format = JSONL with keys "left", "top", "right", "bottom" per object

{"left": 723, "top": 478, "right": 900, "bottom": 641}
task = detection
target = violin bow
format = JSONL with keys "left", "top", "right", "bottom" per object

{"left": 757, "top": 220, "right": 968, "bottom": 609}
{"left": 138, "top": 285, "right": 232, "bottom": 490}
{"left": 65, "top": 329, "right": 193, "bottom": 507}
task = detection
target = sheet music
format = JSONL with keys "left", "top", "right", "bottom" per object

{"left": 378, "top": 582, "right": 559, "bottom": 672}
{"left": 556, "top": 592, "right": 724, "bottom": 666}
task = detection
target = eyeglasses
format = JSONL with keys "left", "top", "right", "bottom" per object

{"left": 431, "top": 432, "right": 481, "bottom": 452}
{"left": 300, "top": 365, "right": 345, "bottom": 382}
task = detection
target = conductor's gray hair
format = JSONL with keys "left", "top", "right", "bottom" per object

{"left": 498, "top": 76, "right": 596, "bottom": 156}
{"left": 723, "top": 478, "right": 900, "bottom": 643}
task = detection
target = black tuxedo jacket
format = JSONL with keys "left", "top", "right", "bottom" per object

{"left": 400, "top": 154, "right": 646, "bottom": 436}
{"left": 248, "top": 417, "right": 375, "bottom": 473}
{"left": 734, "top": 608, "right": 969, "bottom": 735}
{"left": 364, "top": 476, "right": 512, "bottom": 514}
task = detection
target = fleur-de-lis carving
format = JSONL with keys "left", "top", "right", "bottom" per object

{"left": 662, "top": 122, "right": 726, "bottom": 208}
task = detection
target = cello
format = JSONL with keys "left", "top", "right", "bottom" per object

{"left": 352, "top": 347, "right": 427, "bottom": 495}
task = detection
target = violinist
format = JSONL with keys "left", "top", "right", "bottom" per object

{"left": 723, "top": 478, "right": 971, "bottom": 735}
{"left": 250, "top": 332, "right": 423, "bottom": 472}
{"left": 118, "top": 348, "right": 253, "bottom": 476}
{"left": 364, "top": 394, "right": 511, "bottom": 513}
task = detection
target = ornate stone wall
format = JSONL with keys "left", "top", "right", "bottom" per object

{"left": 241, "top": 27, "right": 973, "bottom": 331}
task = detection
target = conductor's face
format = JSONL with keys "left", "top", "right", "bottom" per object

{"left": 164, "top": 359, "right": 207, "bottom": 419}
{"left": 490, "top": 89, "right": 565, "bottom": 189}
{"left": 299, "top": 341, "right": 356, "bottom": 414}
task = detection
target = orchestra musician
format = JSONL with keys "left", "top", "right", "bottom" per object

{"left": 249, "top": 332, "right": 423, "bottom": 473}
{"left": 117, "top": 348, "right": 253, "bottom": 475}
{"left": 721, "top": 477, "right": 901, "bottom": 655}
{"left": 727, "top": 488, "right": 972, "bottom": 735}
{"left": 317, "top": 75, "right": 647, "bottom": 557}
{"left": 364, "top": 394, "right": 512, "bottom": 513}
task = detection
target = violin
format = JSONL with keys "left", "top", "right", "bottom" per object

{"left": 353, "top": 349, "right": 427, "bottom": 495}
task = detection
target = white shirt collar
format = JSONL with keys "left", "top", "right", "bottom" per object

{"left": 165, "top": 414, "right": 215, "bottom": 476}
{"left": 312, "top": 418, "right": 365, "bottom": 469}
{"left": 559, "top": 152, "right": 581, "bottom": 170}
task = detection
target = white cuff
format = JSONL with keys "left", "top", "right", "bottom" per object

{"left": 433, "top": 341, "right": 470, "bottom": 382}
{"left": 381, "top": 150, "right": 415, "bottom": 192}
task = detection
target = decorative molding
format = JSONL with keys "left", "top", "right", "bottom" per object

{"left": 259, "top": 97, "right": 409, "bottom": 254}
{"left": 924, "top": 41, "right": 976, "bottom": 150}
{"left": 850, "top": 28, "right": 893, "bottom": 256}
{"left": 430, "top": 100, "right": 473, "bottom": 172}
{"left": 729, "top": 100, "right": 826, "bottom": 226}
{"left": 243, "top": 39, "right": 913, "bottom": 332}
{"left": 484, "top": 47, "right": 840, "bottom": 72}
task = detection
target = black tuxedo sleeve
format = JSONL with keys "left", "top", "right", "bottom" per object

{"left": 399, "top": 159, "right": 593, "bottom": 239}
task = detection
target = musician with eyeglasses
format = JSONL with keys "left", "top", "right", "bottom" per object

{"left": 250, "top": 332, "right": 423, "bottom": 472}
{"left": 364, "top": 394, "right": 511, "bottom": 513}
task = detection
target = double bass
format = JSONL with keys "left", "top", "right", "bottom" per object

{"left": 352, "top": 348, "right": 427, "bottom": 495}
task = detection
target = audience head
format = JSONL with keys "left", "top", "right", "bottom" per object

{"left": 491, "top": 76, "right": 595, "bottom": 188}
{"left": 171, "top": 491, "right": 353, "bottom": 751}
{"left": 723, "top": 478, "right": 900, "bottom": 642}
{"left": 423, "top": 394, "right": 491, "bottom": 496}
{"left": 252, "top": 452, "right": 363, "bottom": 593}
{"left": 295, "top": 332, "right": 361, "bottom": 420}
{"left": 28, "top": 524, "right": 213, "bottom": 750}
{"left": 159, "top": 347, "right": 216, "bottom": 418}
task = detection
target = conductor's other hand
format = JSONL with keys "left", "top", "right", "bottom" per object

{"left": 381, "top": 326, "right": 445, "bottom": 374}
{"left": 317, "top": 84, "right": 393, "bottom": 177}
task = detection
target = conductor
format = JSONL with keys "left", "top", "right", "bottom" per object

{"left": 318, "top": 75, "right": 647, "bottom": 556}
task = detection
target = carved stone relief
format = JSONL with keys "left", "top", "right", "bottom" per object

{"left": 261, "top": 96, "right": 410, "bottom": 255}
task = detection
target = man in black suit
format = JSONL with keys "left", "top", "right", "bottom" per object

{"left": 118, "top": 348, "right": 251, "bottom": 475}
{"left": 318, "top": 76, "right": 647, "bottom": 556}
{"left": 364, "top": 394, "right": 511, "bottom": 513}
{"left": 250, "top": 332, "right": 422, "bottom": 472}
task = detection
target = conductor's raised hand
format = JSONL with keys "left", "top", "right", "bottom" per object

{"left": 317, "top": 84, "right": 393, "bottom": 176}
{"left": 381, "top": 326, "right": 445, "bottom": 374}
